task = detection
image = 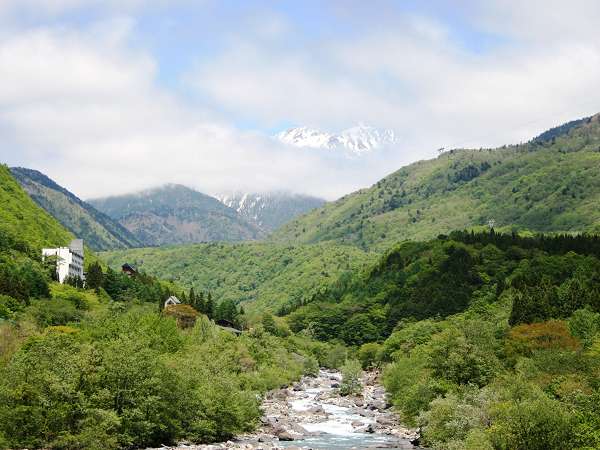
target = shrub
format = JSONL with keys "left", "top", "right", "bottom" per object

{"left": 569, "top": 308, "right": 600, "bottom": 348}
{"left": 164, "top": 304, "right": 199, "bottom": 329}
{"left": 358, "top": 342, "right": 382, "bottom": 369}
{"left": 27, "top": 298, "right": 84, "bottom": 327}
{"left": 507, "top": 320, "right": 580, "bottom": 357}
{"left": 340, "top": 359, "right": 362, "bottom": 396}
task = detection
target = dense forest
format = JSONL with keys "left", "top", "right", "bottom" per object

{"left": 286, "top": 230, "right": 600, "bottom": 449}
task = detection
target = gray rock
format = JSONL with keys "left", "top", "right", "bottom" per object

{"left": 276, "top": 431, "right": 294, "bottom": 441}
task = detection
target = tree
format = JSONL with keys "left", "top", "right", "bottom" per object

{"left": 86, "top": 262, "right": 103, "bottom": 291}
{"left": 340, "top": 359, "right": 362, "bottom": 396}
{"left": 189, "top": 287, "right": 196, "bottom": 308}
{"left": 262, "top": 313, "right": 278, "bottom": 335}
{"left": 205, "top": 292, "right": 214, "bottom": 319}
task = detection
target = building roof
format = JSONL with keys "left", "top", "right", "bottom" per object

{"left": 165, "top": 295, "right": 181, "bottom": 304}
{"left": 122, "top": 263, "right": 137, "bottom": 272}
{"left": 69, "top": 239, "right": 84, "bottom": 256}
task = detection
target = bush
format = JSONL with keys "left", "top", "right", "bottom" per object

{"left": 358, "top": 342, "right": 382, "bottom": 369}
{"left": 339, "top": 359, "right": 362, "bottom": 396}
{"left": 27, "top": 299, "right": 84, "bottom": 327}
{"left": 569, "top": 308, "right": 600, "bottom": 348}
{"left": 507, "top": 320, "right": 580, "bottom": 357}
{"left": 427, "top": 326, "right": 501, "bottom": 387}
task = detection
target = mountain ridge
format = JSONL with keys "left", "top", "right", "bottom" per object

{"left": 10, "top": 167, "right": 142, "bottom": 251}
{"left": 271, "top": 113, "right": 600, "bottom": 250}
{"left": 215, "top": 191, "right": 326, "bottom": 232}
{"left": 89, "top": 184, "right": 265, "bottom": 246}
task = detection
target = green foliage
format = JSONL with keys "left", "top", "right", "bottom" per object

{"left": 86, "top": 261, "right": 104, "bottom": 290}
{"left": 339, "top": 359, "right": 362, "bottom": 396}
{"left": 0, "top": 306, "right": 316, "bottom": 449}
{"left": 288, "top": 231, "right": 600, "bottom": 346}
{"left": 569, "top": 308, "right": 600, "bottom": 348}
{"left": 0, "top": 165, "right": 73, "bottom": 252}
{"left": 101, "top": 241, "right": 374, "bottom": 313}
{"left": 358, "top": 342, "right": 382, "bottom": 369}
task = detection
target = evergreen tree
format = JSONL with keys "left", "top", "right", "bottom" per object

{"left": 189, "top": 287, "right": 196, "bottom": 309}
{"left": 86, "top": 262, "right": 103, "bottom": 291}
{"left": 197, "top": 291, "right": 205, "bottom": 314}
{"left": 262, "top": 313, "right": 278, "bottom": 335}
{"left": 205, "top": 292, "right": 214, "bottom": 319}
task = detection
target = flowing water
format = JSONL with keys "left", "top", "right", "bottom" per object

{"left": 271, "top": 370, "right": 417, "bottom": 449}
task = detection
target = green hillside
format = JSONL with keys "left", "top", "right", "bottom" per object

{"left": 272, "top": 114, "right": 600, "bottom": 250}
{"left": 10, "top": 167, "right": 142, "bottom": 251}
{"left": 101, "top": 241, "right": 374, "bottom": 313}
{"left": 0, "top": 165, "right": 73, "bottom": 251}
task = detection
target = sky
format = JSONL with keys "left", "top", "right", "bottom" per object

{"left": 1, "top": 0, "right": 600, "bottom": 200}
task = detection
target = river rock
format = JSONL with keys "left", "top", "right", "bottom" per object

{"left": 376, "top": 415, "right": 396, "bottom": 426}
{"left": 276, "top": 431, "right": 295, "bottom": 441}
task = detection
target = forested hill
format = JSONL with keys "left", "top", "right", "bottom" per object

{"left": 0, "top": 165, "right": 73, "bottom": 250}
{"left": 287, "top": 230, "right": 600, "bottom": 345}
{"left": 272, "top": 114, "right": 600, "bottom": 250}
{"left": 315, "top": 230, "right": 600, "bottom": 449}
{"left": 89, "top": 184, "right": 265, "bottom": 246}
{"left": 10, "top": 167, "right": 142, "bottom": 251}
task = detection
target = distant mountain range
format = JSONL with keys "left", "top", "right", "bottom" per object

{"left": 88, "top": 184, "right": 265, "bottom": 247}
{"left": 9, "top": 167, "right": 328, "bottom": 249}
{"left": 276, "top": 124, "right": 397, "bottom": 155}
{"left": 10, "top": 167, "right": 142, "bottom": 251}
{"left": 215, "top": 192, "right": 325, "bottom": 232}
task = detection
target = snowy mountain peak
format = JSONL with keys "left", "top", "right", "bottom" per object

{"left": 276, "top": 124, "right": 397, "bottom": 155}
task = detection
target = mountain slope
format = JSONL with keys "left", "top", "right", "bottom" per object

{"left": 216, "top": 191, "right": 326, "bottom": 232}
{"left": 272, "top": 114, "right": 600, "bottom": 250}
{"left": 100, "top": 241, "right": 374, "bottom": 313}
{"left": 0, "top": 165, "right": 73, "bottom": 251}
{"left": 10, "top": 167, "right": 142, "bottom": 251}
{"left": 89, "top": 184, "right": 264, "bottom": 246}
{"left": 276, "top": 124, "right": 397, "bottom": 155}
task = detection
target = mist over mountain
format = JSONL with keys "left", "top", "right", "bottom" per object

{"left": 215, "top": 191, "right": 326, "bottom": 232}
{"left": 88, "top": 184, "right": 264, "bottom": 246}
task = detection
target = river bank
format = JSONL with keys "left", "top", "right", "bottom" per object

{"left": 150, "top": 369, "right": 419, "bottom": 450}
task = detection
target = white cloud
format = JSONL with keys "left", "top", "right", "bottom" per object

{"left": 2, "top": 1, "right": 600, "bottom": 202}
{"left": 0, "top": 18, "right": 380, "bottom": 200}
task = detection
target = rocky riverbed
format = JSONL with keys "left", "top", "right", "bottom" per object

{"left": 150, "top": 369, "right": 420, "bottom": 450}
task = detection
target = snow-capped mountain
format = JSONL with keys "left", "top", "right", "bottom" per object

{"left": 216, "top": 191, "right": 326, "bottom": 232}
{"left": 276, "top": 124, "right": 397, "bottom": 155}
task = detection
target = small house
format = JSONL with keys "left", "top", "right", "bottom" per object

{"left": 122, "top": 263, "right": 137, "bottom": 277}
{"left": 164, "top": 295, "right": 181, "bottom": 308}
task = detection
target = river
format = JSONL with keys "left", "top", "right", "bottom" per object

{"left": 152, "top": 369, "right": 419, "bottom": 450}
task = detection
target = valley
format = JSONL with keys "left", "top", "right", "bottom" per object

{"left": 3, "top": 114, "right": 600, "bottom": 450}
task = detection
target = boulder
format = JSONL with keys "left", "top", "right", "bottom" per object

{"left": 276, "top": 431, "right": 295, "bottom": 441}
{"left": 376, "top": 415, "right": 396, "bottom": 426}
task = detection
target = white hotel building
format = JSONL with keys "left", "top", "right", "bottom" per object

{"left": 42, "top": 239, "right": 85, "bottom": 283}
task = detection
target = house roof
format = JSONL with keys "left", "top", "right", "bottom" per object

{"left": 122, "top": 263, "right": 137, "bottom": 272}
{"left": 165, "top": 295, "right": 181, "bottom": 304}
